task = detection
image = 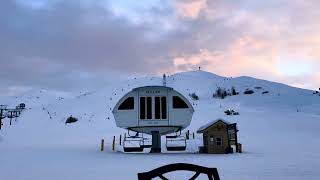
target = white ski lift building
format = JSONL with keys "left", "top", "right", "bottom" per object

{"left": 112, "top": 86, "right": 194, "bottom": 153}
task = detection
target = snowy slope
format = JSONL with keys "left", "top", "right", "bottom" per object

{"left": 0, "top": 70, "right": 320, "bottom": 180}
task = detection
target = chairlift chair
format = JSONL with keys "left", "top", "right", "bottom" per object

{"left": 19, "top": 103, "right": 26, "bottom": 109}
{"left": 6, "top": 112, "right": 17, "bottom": 119}
{"left": 123, "top": 136, "right": 144, "bottom": 152}
{"left": 140, "top": 137, "right": 152, "bottom": 149}
{"left": 123, "top": 131, "right": 150, "bottom": 152}
{"left": 166, "top": 132, "right": 187, "bottom": 151}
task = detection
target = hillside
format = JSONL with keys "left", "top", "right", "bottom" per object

{"left": 0, "top": 70, "right": 320, "bottom": 180}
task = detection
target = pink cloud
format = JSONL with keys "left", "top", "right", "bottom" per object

{"left": 171, "top": 33, "right": 320, "bottom": 89}
{"left": 173, "top": 0, "right": 207, "bottom": 19}
{"left": 168, "top": 0, "right": 320, "bottom": 89}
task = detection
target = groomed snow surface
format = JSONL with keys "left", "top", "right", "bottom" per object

{"left": 1, "top": 70, "right": 320, "bottom": 180}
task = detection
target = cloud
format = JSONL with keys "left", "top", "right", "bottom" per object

{"left": 173, "top": 0, "right": 207, "bottom": 19}
{"left": 0, "top": 1, "right": 180, "bottom": 93}
{"left": 169, "top": 0, "right": 320, "bottom": 89}
{"left": 1, "top": 0, "right": 320, "bottom": 95}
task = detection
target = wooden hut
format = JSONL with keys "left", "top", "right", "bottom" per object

{"left": 197, "top": 119, "right": 241, "bottom": 154}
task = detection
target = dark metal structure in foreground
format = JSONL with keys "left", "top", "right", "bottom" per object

{"left": 137, "top": 163, "right": 220, "bottom": 180}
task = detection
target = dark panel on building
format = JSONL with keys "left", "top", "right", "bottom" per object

{"left": 140, "top": 97, "right": 145, "bottom": 119}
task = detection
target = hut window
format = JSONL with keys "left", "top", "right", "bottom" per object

{"left": 118, "top": 97, "right": 134, "bottom": 110}
{"left": 140, "top": 97, "right": 145, "bottom": 119}
{"left": 173, "top": 96, "right": 188, "bottom": 109}
{"left": 209, "top": 136, "right": 214, "bottom": 145}
{"left": 216, "top": 137, "right": 222, "bottom": 146}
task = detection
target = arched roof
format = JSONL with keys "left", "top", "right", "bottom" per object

{"left": 132, "top": 86, "right": 173, "bottom": 91}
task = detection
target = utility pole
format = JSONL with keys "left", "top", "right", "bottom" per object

{"left": 0, "top": 105, "right": 8, "bottom": 130}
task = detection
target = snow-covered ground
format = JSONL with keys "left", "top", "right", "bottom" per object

{"left": 1, "top": 70, "right": 320, "bottom": 180}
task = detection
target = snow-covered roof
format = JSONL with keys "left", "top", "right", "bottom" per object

{"left": 197, "top": 119, "right": 231, "bottom": 133}
{"left": 132, "top": 86, "right": 173, "bottom": 91}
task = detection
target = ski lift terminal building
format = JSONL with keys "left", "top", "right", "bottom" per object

{"left": 113, "top": 86, "right": 194, "bottom": 153}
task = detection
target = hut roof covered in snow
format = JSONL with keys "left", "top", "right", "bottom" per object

{"left": 197, "top": 119, "right": 231, "bottom": 133}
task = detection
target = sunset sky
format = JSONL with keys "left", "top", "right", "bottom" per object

{"left": 1, "top": 0, "right": 319, "bottom": 95}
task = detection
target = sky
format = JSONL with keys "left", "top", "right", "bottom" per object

{"left": 1, "top": 0, "right": 320, "bottom": 95}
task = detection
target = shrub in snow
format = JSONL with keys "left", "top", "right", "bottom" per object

{"left": 213, "top": 87, "right": 228, "bottom": 99}
{"left": 65, "top": 116, "right": 78, "bottom": 124}
{"left": 189, "top": 93, "right": 199, "bottom": 100}
{"left": 231, "top": 86, "right": 239, "bottom": 95}
{"left": 217, "top": 87, "right": 224, "bottom": 98}
{"left": 224, "top": 109, "right": 232, "bottom": 115}
{"left": 244, "top": 89, "right": 254, "bottom": 95}
{"left": 255, "top": 86, "right": 263, "bottom": 90}
{"left": 262, "top": 91, "right": 269, "bottom": 94}
{"left": 233, "top": 112, "right": 240, "bottom": 115}
{"left": 221, "top": 90, "right": 227, "bottom": 99}
{"left": 213, "top": 87, "right": 239, "bottom": 99}
{"left": 224, "top": 109, "right": 240, "bottom": 116}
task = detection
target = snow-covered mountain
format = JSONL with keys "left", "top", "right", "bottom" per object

{"left": 1, "top": 70, "right": 320, "bottom": 180}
